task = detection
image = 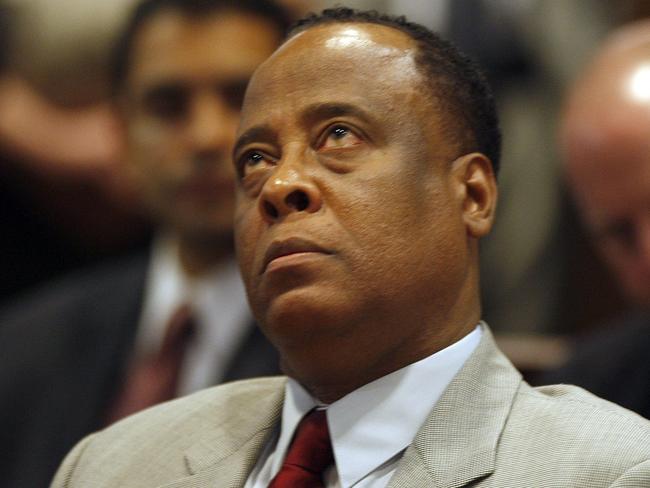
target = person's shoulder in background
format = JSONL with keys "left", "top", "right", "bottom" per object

{"left": 0, "top": 251, "right": 148, "bottom": 331}
{"left": 0, "top": 251, "right": 148, "bottom": 390}
{"left": 0, "top": 252, "right": 149, "bottom": 488}
{"left": 537, "top": 311, "right": 650, "bottom": 419}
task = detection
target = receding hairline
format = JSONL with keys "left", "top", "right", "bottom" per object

{"left": 575, "top": 21, "right": 650, "bottom": 88}
{"left": 561, "top": 24, "right": 650, "bottom": 179}
{"left": 247, "top": 21, "right": 443, "bottom": 124}
{"left": 287, "top": 20, "right": 416, "bottom": 49}
{"left": 567, "top": 23, "right": 650, "bottom": 111}
{"left": 255, "top": 20, "right": 418, "bottom": 82}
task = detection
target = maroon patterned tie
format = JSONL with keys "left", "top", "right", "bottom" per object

{"left": 104, "top": 304, "right": 196, "bottom": 425}
{"left": 269, "top": 409, "right": 334, "bottom": 488}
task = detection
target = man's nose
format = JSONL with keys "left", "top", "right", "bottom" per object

{"left": 259, "top": 153, "right": 322, "bottom": 223}
{"left": 187, "top": 93, "right": 236, "bottom": 157}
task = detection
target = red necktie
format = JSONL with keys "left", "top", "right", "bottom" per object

{"left": 104, "top": 304, "right": 196, "bottom": 424}
{"left": 269, "top": 409, "right": 334, "bottom": 488}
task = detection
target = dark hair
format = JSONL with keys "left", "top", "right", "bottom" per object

{"left": 289, "top": 7, "right": 501, "bottom": 173}
{"left": 110, "top": 0, "right": 291, "bottom": 96}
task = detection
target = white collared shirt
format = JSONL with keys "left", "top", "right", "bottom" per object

{"left": 245, "top": 325, "right": 482, "bottom": 488}
{"left": 134, "top": 234, "right": 253, "bottom": 395}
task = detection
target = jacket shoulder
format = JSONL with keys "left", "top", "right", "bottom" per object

{"left": 52, "top": 377, "right": 286, "bottom": 487}
{"left": 521, "top": 382, "right": 650, "bottom": 431}
{"left": 100, "top": 376, "right": 286, "bottom": 439}
{"left": 494, "top": 382, "right": 650, "bottom": 485}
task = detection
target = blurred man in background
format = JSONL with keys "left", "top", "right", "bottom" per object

{"left": 0, "top": 1, "right": 289, "bottom": 486}
{"left": 545, "top": 20, "right": 650, "bottom": 418}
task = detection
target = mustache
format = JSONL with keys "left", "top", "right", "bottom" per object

{"left": 261, "top": 237, "right": 334, "bottom": 274}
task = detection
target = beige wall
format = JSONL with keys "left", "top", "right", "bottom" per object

{"left": 5, "top": 0, "right": 137, "bottom": 105}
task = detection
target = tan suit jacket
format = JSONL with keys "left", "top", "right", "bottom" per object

{"left": 52, "top": 328, "right": 650, "bottom": 487}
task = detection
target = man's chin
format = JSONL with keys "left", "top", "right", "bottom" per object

{"left": 258, "top": 287, "right": 351, "bottom": 345}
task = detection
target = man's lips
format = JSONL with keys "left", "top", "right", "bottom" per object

{"left": 262, "top": 238, "right": 332, "bottom": 273}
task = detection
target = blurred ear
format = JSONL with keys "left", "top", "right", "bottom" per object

{"left": 452, "top": 152, "right": 498, "bottom": 238}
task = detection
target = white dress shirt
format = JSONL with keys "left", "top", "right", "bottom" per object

{"left": 134, "top": 234, "right": 253, "bottom": 395}
{"left": 245, "top": 325, "right": 482, "bottom": 488}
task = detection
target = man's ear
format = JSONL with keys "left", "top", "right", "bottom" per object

{"left": 451, "top": 152, "right": 498, "bottom": 238}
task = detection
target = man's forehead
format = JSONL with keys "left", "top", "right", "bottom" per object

{"left": 259, "top": 24, "right": 413, "bottom": 80}
{"left": 241, "top": 22, "right": 422, "bottom": 116}
{"left": 126, "top": 9, "right": 280, "bottom": 92}
{"left": 563, "top": 52, "right": 650, "bottom": 188}
{"left": 569, "top": 144, "right": 650, "bottom": 228}
{"left": 261, "top": 23, "right": 417, "bottom": 77}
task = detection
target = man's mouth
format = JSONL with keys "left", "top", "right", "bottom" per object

{"left": 262, "top": 237, "right": 333, "bottom": 274}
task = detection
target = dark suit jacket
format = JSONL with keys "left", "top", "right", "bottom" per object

{"left": 0, "top": 253, "right": 279, "bottom": 488}
{"left": 539, "top": 311, "right": 650, "bottom": 419}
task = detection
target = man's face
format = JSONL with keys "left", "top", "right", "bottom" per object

{"left": 234, "top": 23, "right": 482, "bottom": 372}
{"left": 568, "top": 134, "right": 650, "bottom": 306}
{"left": 120, "top": 9, "right": 280, "bottom": 242}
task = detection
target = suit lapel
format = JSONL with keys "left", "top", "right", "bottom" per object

{"left": 160, "top": 378, "right": 286, "bottom": 488}
{"left": 388, "top": 327, "right": 521, "bottom": 488}
{"left": 154, "top": 327, "right": 519, "bottom": 488}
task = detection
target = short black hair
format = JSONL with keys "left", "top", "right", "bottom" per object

{"left": 289, "top": 7, "right": 501, "bottom": 173}
{"left": 110, "top": 0, "right": 291, "bottom": 96}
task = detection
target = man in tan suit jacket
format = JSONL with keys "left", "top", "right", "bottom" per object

{"left": 53, "top": 7, "right": 650, "bottom": 487}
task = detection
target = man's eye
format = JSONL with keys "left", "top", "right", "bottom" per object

{"left": 602, "top": 220, "right": 637, "bottom": 251}
{"left": 245, "top": 152, "right": 265, "bottom": 167}
{"left": 221, "top": 81, "right": 248, "bottom": 111}
{"left": 321, "top": 125, "right": 362, "bottom": 149}
{"left": 238, "top": 151, "right": 271, "bottom": 177}
{"left": 143, "top": 85, "right": 189, "bottom": 121}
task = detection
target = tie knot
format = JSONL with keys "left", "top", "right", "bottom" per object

{"left": 269, "top": 409, "right": 334, "bottom": 487}
{"left": 159, "top": 304, "right": 196, "bottom": 355}
{"left": 285, "top": 409, "right": 332, "bottom": 472}
{"left": 103, "top": 304, "right": 196, "bottom": 425}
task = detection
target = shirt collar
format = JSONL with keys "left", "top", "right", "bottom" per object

{"left": 276, "top": 324, "right": 482, "bottom": 487}
{"left": 136, "top": 234, "right": 248, "bottom": 355}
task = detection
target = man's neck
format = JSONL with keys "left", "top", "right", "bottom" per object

{"left": 280, "top": 316, "right": 480, "bottom": 404}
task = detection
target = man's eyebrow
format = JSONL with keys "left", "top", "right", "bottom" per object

{"left": 233, "top": 125, "right": 276, "bottom": 159}
{"left": 233, "top": 103, "right": 376, "bottom": 158}
{"left": 300, "top": 102, "right": 376, "bottom": 126}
